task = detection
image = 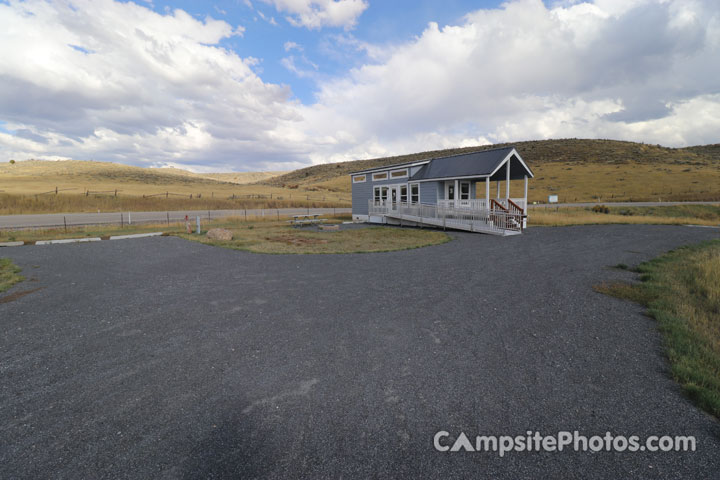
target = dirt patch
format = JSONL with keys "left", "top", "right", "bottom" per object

{"left": 0, "top": 287, "right": 43, "bottom": 304}
{"left": 266, "top": 235, "right": 329, "bottom": 246}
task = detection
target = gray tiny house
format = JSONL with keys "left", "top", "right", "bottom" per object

{"left": 350, "top": 147, "right": 533, "bottom": 236}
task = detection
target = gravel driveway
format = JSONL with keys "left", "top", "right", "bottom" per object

{"left": 1, "top": 225, "right": 719, "bottom": 479}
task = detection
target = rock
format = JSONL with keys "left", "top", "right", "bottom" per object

{"left": 206, "top": 228, "right": 233, "bottom": 241}
{"left": 319, "top": 224, "right": 340, "bottom": 231}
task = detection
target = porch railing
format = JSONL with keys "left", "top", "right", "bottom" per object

{"left": 369, "top": 200, "right": 523, "bottom": 233}
{"left": 438, "top": 198, "right": 526, "bottom": 212}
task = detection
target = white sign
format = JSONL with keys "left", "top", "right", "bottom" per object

{"left": 548, "top": 195, "right": 558, "bottom": 204}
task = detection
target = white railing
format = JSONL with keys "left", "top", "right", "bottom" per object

{"left": 438, "top": 198, "right": 526, "bottom": 212}
{"left": 369, "top": 200, "right": 523, "bottom": 233}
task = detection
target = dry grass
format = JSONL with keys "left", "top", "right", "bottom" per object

{"left": 4, "top": 139, "right": 720, "bottom": 214}
{"left": 0, "top": 160, "right": 347, "bottom": 214}
{"left": 529, "top": 205, "right": 720, "bottom": 227}
{"left": 0, "top": 258, "right": 24, "bottom": 293}
{"left": 263, "top": 139, "right": 720, "bottom": 203}
{"left": 180, "top": 219, "right": 450, "bottom": 254}
{"left": 0, "top": 192, "right": 350, "bottom": 215}
{"left": 595, "top": 241, "right": 720, "bottom": 418}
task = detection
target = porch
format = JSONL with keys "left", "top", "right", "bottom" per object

{"left": 369, "top": 199, "right": 525, "bottom": 236}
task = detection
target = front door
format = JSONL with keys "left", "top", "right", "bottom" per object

{"left": 446, "top": 182, "right": 456, "bottom": 203}
{"left": 390, "top": 186, "right": 398, "bottom": 210}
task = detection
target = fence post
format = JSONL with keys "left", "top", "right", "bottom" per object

{"left": 55, "top": 186, "right": 58, "bottom": 195}
{"left": 63, "top": 216, "right": 67, "bottom": 233}
{"left": 167, "top": 212, "right": 170, "bottom": 225}
{"left": 244, "top": 209, "right": 247, "bottom": 222}
{"left": 120, "top": 213, "right": 124, "bottom": 228}
{"left": 114, "top": 189, "right": 117, "bottom": 197}
{"left": 208, "top": 210, "right": 211, "bottom": 220}
{"left": 196, "top": 216, "right": 201, "bottom": 234}
{"left": 277, "top": 209, "right": 279, "bottom": 221}
{"left": 166, "top": 191, "right": 168, "bottom": 198}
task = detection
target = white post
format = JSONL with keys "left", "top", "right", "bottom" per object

{"left": 485, "top": 177, "right": 490, "bottom": 209}
{"left": 523, "top": 175, "right": 528, "bottom": 213}
{"left": 506, "top": 158, "right": 510, "bottom": 199}
{"left": 496, "top": 180, "right": 500, "bottom": 199}
{"left": 454, "top": 179, "right": 459, "bottom": 206}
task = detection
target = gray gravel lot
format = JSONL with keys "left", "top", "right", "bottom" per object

{"left": 1, "top": 225, "right": 719, "bottom": 479}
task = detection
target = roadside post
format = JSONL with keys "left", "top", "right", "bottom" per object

{"left": 196, "top": 216, "right": 201, "bottom": 234}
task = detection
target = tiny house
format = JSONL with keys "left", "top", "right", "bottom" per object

{"left": 350, "top": 147, "right": 533, "bottom": 236}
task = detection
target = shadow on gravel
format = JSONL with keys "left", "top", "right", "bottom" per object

{"left": 180, "top": 410, "right": 277, "bottom": 479}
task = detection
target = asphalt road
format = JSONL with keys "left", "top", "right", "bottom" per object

{"left": 530, "top": 201, "right": 720, "bottom": 209}
{"left": 1, "top": 225, "right": 719, "bottom": 479}
{"left": 1, "top": 202, "right": 719, "bottom": 229}
{"left": 0, "top": 208, "right": 352, "bottom": 229}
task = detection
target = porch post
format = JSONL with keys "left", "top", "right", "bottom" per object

{"left": 496, "top": 180, "right": 500, "bottom": 199}
{"left": 523, "top": 175, "right": 528, "bottom": 213}
{"left": 506, "top": 158, "right": 510, "bottom": 199}
{"left": 454, "top": 179, "right": 459, "bottom": 205}
{"left": 485, "top": 176, "right": 490, "bottom": 208}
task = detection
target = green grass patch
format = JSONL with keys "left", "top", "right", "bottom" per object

{"left": 0, "top": 258, "right": 24, "bottom": 293}
{"left": 595, "top": 240, "right": 720, "bottom": 418}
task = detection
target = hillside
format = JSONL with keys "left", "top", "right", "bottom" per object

{"left": 200, "top": 171, "right": 288, "bottom": 184}
{"left": 263, "top": 139, "right": 719, "bottom": 187}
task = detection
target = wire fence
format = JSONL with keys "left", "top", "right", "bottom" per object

{"left": 0, "top": 208, "right": 353, "bottom": 232}
{"left": 14, "top": 186, "right": 351, "bottom": 203}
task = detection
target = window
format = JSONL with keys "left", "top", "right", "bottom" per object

{"left": 353, "top": 175, "right": 366, "bottom": 183}
{"left": 400, "top": 185, "right": 408, "bottom": 203}
{"left": 410, "top": 183, "right": 419, "bottom": 204}
{"left": 381, "top": 187, "right": 389, "bottom": 201}
{"left": 460, "top": 182, "right": 470, "bottom": 200}
{"left": 390, "top": 169, "right": 408, "bottom": 179}
{"left": 373, "top": 186, "right": 381, "bottom": 202}
{"left": 372, "top": 172, "right": 388, "bottom": 181}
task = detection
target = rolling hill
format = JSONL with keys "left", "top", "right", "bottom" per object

{"left": 262, "top": 139, "right": 720, "bottom": 203}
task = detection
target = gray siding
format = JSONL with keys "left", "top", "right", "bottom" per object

{"left": 420, "top": 182, "right": 439, "bottom": 204}
{"left": 352, "top": 171, "right": 438, "bottom": 214}
{"left": 351, "top": 176, "right": 372, "bottom": 215}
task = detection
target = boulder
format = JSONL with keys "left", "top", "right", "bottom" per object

{"left": 206, "top": 228, "right": 234, "bottom": 241}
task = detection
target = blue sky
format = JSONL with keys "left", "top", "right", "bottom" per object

{"left": 143, "top": 0, "right": 502, "bottom": 104}
{"left": 0, "top": 0, "right": 718, "bottom": 171}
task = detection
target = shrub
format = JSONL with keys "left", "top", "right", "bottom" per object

{"left": 592, "top": 205, "right": 610, "bottom": 214}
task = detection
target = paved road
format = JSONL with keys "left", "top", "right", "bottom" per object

{"left": 1, "top": 202, "right": 718, "bottom": 229}
{"left": 529, "top": 200, "right": 720, "bottom": 209}
{"left": 0, "top": 208, "right": 352, "bottom": 229}
{"left": 1, "top": 225, "right": 719, "bottom": 478}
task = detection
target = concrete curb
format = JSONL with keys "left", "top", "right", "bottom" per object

{"left": 0, "top": 241, "right": 24, "bottom": 247}
{"left": 36, "top": 238, "right": 102, "bottom": 245}
{"left": 1, "top": 232, "right": 167, "bottom": 247}
{"left": 109, "top": 232, "right": 164, "bottom": 240}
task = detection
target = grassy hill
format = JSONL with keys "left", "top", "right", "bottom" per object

{"left": 1, "top": 138, "right": 718, "bottom": 215}
{"left": 263, "top": 139, "right": 720, "bottom": 203}
{"left": 0, "top": 160, "right": 340, "bottom": 214}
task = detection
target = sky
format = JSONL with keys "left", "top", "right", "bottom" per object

{"left": 0, "top": 0, "right": 718, "bottom": 172}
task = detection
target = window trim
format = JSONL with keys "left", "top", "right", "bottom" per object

{"left": 459, "top": 181, "right": 471, "bottom": 200}
{"left": 410, "top": 182, "right": 420, "bottom": 204}
{"left": 390, "top": 168, "right": 408, "bottom": 179}
{"left": 352, "top": 174, "right": 366, "bottom": 183}
{"left": 372, "top": 172, "right": 388, "bottom": 181}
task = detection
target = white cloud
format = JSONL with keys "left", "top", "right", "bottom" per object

{"left": 1, "top": 0, "right": 719, "bottom": 172}
{"left": 260, "top": 0, "right": 368, "bottom": 30}
{"left": 0, "top": 0, "right": 300, "bottom": 171}
{"left": 286, "top": 0, "right": 720, "bottom": 163}
{"left": 283, "top": 41, "right": 303, "bottom": 52}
